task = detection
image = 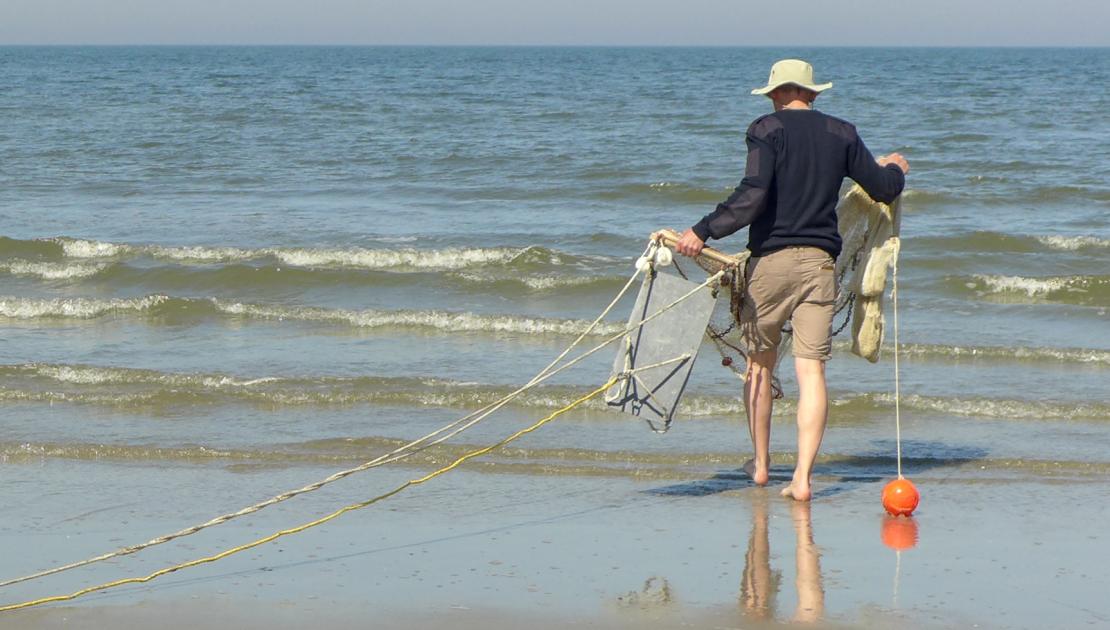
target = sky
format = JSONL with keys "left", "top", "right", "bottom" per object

{"left": 1, "top": 0, "right": 1108, "bottom": 46}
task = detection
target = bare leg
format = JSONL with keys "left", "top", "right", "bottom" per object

{"left": 781, "top": 357, "right": 828, "bottom": 501}
{"left": 742, "top": 350, "right": 776, "bottom": 486}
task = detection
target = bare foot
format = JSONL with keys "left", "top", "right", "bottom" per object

{"left": 743, "top": 458, "right": 769, "bottom": 486}
{"left": 780, "top": 481, "right": 812, "bottom": 501}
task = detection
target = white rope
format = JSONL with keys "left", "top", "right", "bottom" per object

{"left": 380, "top": 269, "right": 726, "bottom": 459}
{"left": 613, "top": 353, "right": 693, "bottom": 433}
{"left": 603, "top": 335, "right": 635, "bottom": 403}
{"left": 891, "top": 237, "right": 903, "bottom": 479}
{"left": 0, "top": 241, "right": 726, "bottom": 589}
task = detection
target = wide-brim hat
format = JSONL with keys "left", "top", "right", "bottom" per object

{"left": 751, "top": 59, "right": 833, "bottom": 96}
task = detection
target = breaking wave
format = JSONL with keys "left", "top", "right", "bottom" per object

{"left": 1036, "top": 235, "right": 1110, "bottom": 251}
{"left": 950, "top": 274, "right": 1110, "bottom": 306}
{"left": 212, "top": 302, "right": 626, "bottom": 336}
{"left": 0, "top": 236, "right": 614, "bottom": 273}
{"left": 449, "top": 271, "right": 623, "bottom": 292}
{"left": 0, "top": 295, "right": 172, "bottom": 319}
{"left": 887, "top": 342, "right": 1110, "bottom": 366}
{"left": 2, "top": 363, "right": 1106, "bottom": 422}
{"left": 909, "top": 230, "right": 1110, "bottom": 255}
{"left": 0, "top": 294, "right": 625, "bottom": 336}
{"left": 0, "top": 261, "right": 110, "bottom": 280}
{"left": 850, "top": 393, "right": 1110, "bottom": 422}
{"left": 0, "top": 259, "right": 626, "bottom": 298}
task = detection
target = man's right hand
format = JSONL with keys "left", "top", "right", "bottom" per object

{"left": 878, "top": 153, "right": 910, "bottom": 174}
{"left": 675, "top": 228, "right": 705, "bottom": 258}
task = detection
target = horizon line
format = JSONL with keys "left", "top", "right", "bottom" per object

{"left": 1, "top": 43, "right": 1108, "bottom": 49}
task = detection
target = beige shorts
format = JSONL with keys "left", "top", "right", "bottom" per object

{"left": 740, "top": 246, "right": 838, "bottom": 361}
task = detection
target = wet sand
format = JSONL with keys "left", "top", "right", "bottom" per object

{"left": 2, "top": 455, "right": 1108, "bottom": 629}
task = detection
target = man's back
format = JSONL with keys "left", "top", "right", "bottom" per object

{"left": 749, "top": 109, "right": 904, "bottom": 257}
{"left": 693, "top": 109, "right": 904, "bottom": 259}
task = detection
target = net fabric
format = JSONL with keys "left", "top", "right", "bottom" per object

{"left": 670, "top": 249, "right": 783, "bottom": 392}
{"left": 669, "top": 185, "right": 901, "bottom": 396}
{"left": 837, "top": 185, "right": 903, "bottom": 362}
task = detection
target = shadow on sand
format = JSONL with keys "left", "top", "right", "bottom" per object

{"left": 646, "top": 439, "right": 988, "bottom": 499}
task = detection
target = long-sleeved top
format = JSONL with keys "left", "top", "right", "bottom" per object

{"left": 691, "top": 109, "right": 905, "bottom": 258}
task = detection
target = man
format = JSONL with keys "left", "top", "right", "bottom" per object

{"left": 675, "top": 59, "right": 909, "bottom": 501}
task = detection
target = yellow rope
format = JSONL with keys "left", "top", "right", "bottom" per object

{"left": 2, "top": 252, "right": 722, "bottom": 595}
{"left": 0, "top": 242, "right": 688, "bottom": 591}
{"left": 0, "top": 378, "right": 617, "bottom": 614}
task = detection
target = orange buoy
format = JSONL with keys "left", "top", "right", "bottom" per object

{"left": 880, "top": 515, "right": 919, "bottom": 551}
{"left": 881, "top": 478, "right": 920, "bottom": 517}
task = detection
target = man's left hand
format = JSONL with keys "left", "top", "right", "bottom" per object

{"left": 675, "top": 228, "right": 705, "bottom": 257}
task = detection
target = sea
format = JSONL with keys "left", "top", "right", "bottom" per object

{"left": 0, "top": 47, "right": 1107, "bottom": 626}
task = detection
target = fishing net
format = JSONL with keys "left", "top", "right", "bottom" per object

{"left": 668, "top": 185, "right": 902, "bottom": 398}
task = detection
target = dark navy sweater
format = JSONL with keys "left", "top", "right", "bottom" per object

{"left": 691, "top": 109, "right": 905, "bottom": 258}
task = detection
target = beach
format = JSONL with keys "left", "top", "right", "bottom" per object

{"left": 0, "top": 46, "right": 1107, "bottom": 628}
{"left": 4, "top": 451, "right": 1108, "bottom": 628}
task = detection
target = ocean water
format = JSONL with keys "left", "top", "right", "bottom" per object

{"left": 0, "top": 47, "right": 1108, "bottom": 625}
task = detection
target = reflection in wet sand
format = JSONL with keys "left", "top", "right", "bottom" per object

{"left": 740, "top": 494, "right": 825, "bottom": 624}
{"left": 740, "top": 494, "right": 780, "bottom": 619}
{"left": 791, "top": 501, "right": 825, "bottom": 623}
{"left": 880, "top": 515, "right": 919, "bottom": 551}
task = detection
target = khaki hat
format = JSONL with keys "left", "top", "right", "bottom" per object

{"left": 751, "top": 59, "right": 833, "bottom": 96}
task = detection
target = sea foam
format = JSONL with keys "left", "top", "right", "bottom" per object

{"left": 0, "top": 261, "right": 108, "bottom": 280}
{"left": 1037, "top": 235, "right": 1110, "bottom": 251}
{"left": 46, "top": 237, "right": 566, "bottom": 271}
{"left": 212, "top": 301, "right": 625, "bottom": 336}
{"left": 972, "top": 274, "right": 1071, "bottom": 297}
{"left": 0, "top": 295, "right": 170, "bottom": 318}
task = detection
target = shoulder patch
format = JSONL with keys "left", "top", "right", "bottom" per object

{"left": 823, "top": 114, "right": 858, "bottom": 142}
{"left": 747, "top": 113, "right": 783, "bottom": 140}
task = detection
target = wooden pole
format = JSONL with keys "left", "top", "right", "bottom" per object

{"left": 651, "top": 228, "right": 743, "bottom": 268}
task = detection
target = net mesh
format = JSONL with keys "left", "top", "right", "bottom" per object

{"left": 667, "top": 185, "right": 900, "bottom": 398}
